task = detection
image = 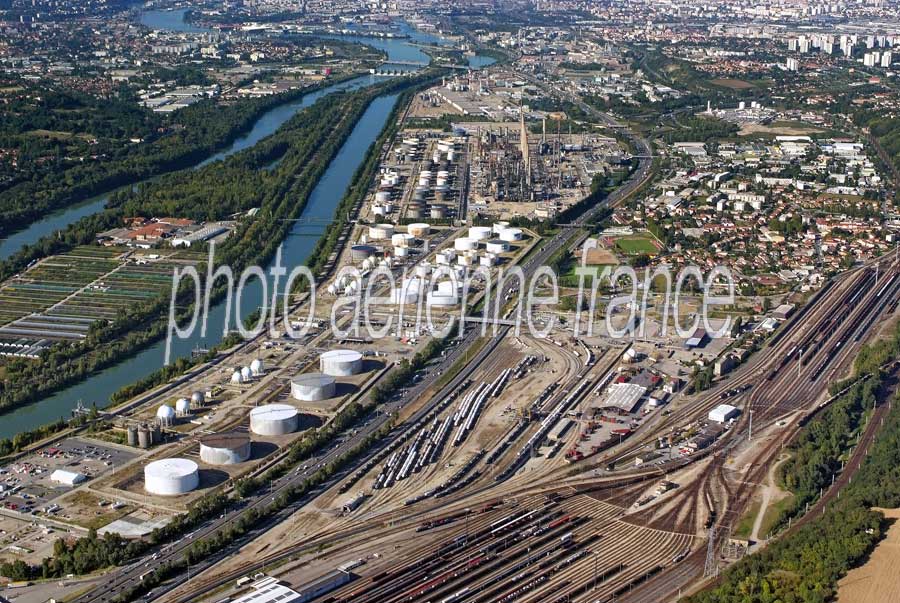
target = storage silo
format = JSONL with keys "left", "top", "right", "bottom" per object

{"left": 199, "top": 432, "right": 251, "bottom": 465}
{"left": 291, "top": 373, "right": 337, "bottom": 402}
{"left": 250, "top": 404, "right": 299, "bottom": 436}
{"left": 137, "top": 426, "right": 151, "bottom": 449}
{"left": 320, "top": 350, "right": 364, "bottom": 376}
{"left": 126, "top": 425, "right": 138, "bottom": 447}
{"left": 144, "top": 459, "right": 199, "bottom": 496}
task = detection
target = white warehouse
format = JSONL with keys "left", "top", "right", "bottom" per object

{"left": 708, "top": 404, "right": 741, "bottom": 423}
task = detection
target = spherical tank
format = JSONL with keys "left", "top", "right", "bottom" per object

{"left": 250, "top": 358, "right": 264, "bottom": 376}
{"left": 175, "top": 398, "right": 191, "bottom": 415}
{"left": 320, "top": 350, "right": 364, "bottom": 376}
{"left": 291, "top": 373, "right": 337, "bottom": 402}
{"left": 156, "top": 405, "right": 175, "bottom": 425}
{"left": 191, "top": 391, "right": 205, "bottom": 405}
{"left": 199, "top": 432, "right": 251, "bottom": 465}
{"left": 144, "top": 458, "right": 199, "bottom": 496}
{"left": 250, "top": 404, "right": 299, "bottom": 436}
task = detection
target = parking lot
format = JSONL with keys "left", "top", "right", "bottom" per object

{"left": 0, "top": 438, "right": 136, "bottom": 516}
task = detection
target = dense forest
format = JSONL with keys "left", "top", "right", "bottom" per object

{"left": 0, "top": 76, "right": 352, "bottom": 239}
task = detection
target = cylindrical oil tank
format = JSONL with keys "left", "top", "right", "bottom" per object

{"left": 291, "top": 373, "right": 337, "bottom": 402}
{"left": 320, "top": 350, "right": 364, "bottom": 376}
{"left": 199, "top": 432, "right": 251, "bottom": 465}
{"left": 431, "top": 205, "right": 447, "bottom": 219}
{"left": 468, "top": 226, "right": 493, "bottom": 241}
{"left": 455, "top": 237, "right": 478, "bottom": 252}
{"left": 408, "top": 223, "right": 431, "bottom": 238}
{"left": 406, "top": 204, "right": 425, "bottom": 219}
{"left": 394, "top": 246, "right": 410, "bottom": 257}
{"left": 375, "top": 191, "right": 392, "bottom": 204}
{"left": 368, "top": 224, "right": 395, "bottom": 240}
{"left": 144, "top": 459, "right": 199, "bottom": 496}
{"left": 499, "top": 227, "right": 523, "bottom": 242}
{"left": 127, "top": 425, "right": 138, "bottom": 447}
{"left": 493, "top": 222, "right": 510, "bottom": 234}
{"left": 427, "top": 291, "right": 458, "bottom": 307}
{"left": 391, "top": 233, "right": 415, "bottom": 248}
{"left": 486, "top": 239, "right": 510, "bottom": 254}
{"left": 457, "top": 255, "right": 473, "bottom": 266}
{"left": 373, "top": 204, "right": 389, "bottom": 217}
{"left": 138, "top": 427, "right": 151, "bottom": 449}
{"left": 480, "top": 253, "right": 499, "bottom": 266}
{"left": 250, "top": 404, "right": 299, "bottom": 436}
{"left": 350, "top": 244, "right": 376, "bottom": 262}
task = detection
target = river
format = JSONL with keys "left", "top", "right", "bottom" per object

{"left": 0, "top": 11, "right": 494, "bottom": 438}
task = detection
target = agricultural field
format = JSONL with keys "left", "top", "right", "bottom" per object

{"left": 836, "top": 508, "right": 900, "bottom": 603}
{"left": 709, "top": 78, "right": 756, "bottom": 89}
{"left": 0, "top": 246, "right": 204, "bottom": 346}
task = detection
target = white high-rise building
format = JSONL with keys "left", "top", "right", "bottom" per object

{"left": 864, "top": 52, "right": 877, "bottom": 67}
{"left": 787, "top": 57, "right": 799, "bottom": 71}
{"left": 883, "top": 52, "right": 893, "bottom": 68}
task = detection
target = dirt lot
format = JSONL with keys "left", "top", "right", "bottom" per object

{"left": 836, "top": 508, "right": 900, "bottom": 603}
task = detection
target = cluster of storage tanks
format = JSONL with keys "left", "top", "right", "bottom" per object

{"left": 449, "top": 223, "right": 523, "bottom": 268}
{"left": 126, "top": 423, "right": 162, "bottom": 449}
{"left": 401, "top": 136, "right": 461, "bottom": 221}
{"left": 230, "top": 359, "right": 265, "bottom": 385}
{"left": 372, "top": 169, "right": 400, "bottom": 218}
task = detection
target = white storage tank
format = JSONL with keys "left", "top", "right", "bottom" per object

{"left": 394, "top": 246, "right": 410, "bottom": 257}
{"left": 320, "top": 350, "right": 364, "bottom": 376}
{"left": 175, "top": 398, "right": 191, "bottom": 416}
{"left": 250, "top": 404, "right": 299, "bottom": 436}
{"left": 230, "top": 370, "right": 244, "bottom": 384}
{"left": 291, "top": 373, "right": 337, "bottom": 402}
{"left": 199, "top": 432, "right": 251, "bottom": 465}
{"left": 415, "top": 263, "right": 432, "bottom": 278}
{"left": 144, "top": 459, "right": 199, "bottom": 496}
{"left": 493, "top": 222, "right": 510, "bottom": 234}
{"left": 250, "top": 359, "right": 264, "bottom": 377}
{"left": 156, "top": 404, "right": 175, "bottom": 426}
{"left": 468, "top": 226, "right": 493, "bottom": 241}
{"left": 486, "top": 239, "right": 510, "bottom": 254}
{"left": 480, "top": 253, "right": 498, "bottom": 267}
{"left": 408, "top": 223, "right": 431, "bottom": 238}
{"left": 391, "top": 233, "right": 415, "bottom": 248}
{"left": 375, "top": 191, "right": 392, "bottom": 204}
{"left": 499, "top": 227, "right": 523, "bottom": 242}
{"left": 457, "top": 255, "right": 473, "bottom": 267}
{"left": 427, "top": 291, "right": 458, "bottom": 307}
{"left": 191, "top": 391, "right": 205, "bottom": 406}
{"left": 368, "top": 224, "right": 395, "bottom": 240}
{"left": 373, "top": 204, "right": 389, "bottom": 217}
{"left": 240, "top": 366, "right": 253, "bottom": 382}
{"left": 455, "top": 237, "right": 478, "bottom": 252}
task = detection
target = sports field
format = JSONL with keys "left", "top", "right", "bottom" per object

{"left": 614, "top": 235, "right": 659, "bottom": 255}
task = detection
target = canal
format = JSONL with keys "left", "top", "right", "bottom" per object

{"left": 0, "top": 12, "right": 494, "bottom": 438}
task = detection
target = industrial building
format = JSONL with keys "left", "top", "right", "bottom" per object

{"left": 600, "top": 383, "right": 647, "bottom": 414}
{"left": 50, "top": 469, "right": 87, "bottom": 487}
{"left": 199, "top": 432, "right": 252, "bottom": 465}
{"left": 709, "top": 404, "right": 741, "bottom": 423}
{"left": 144, "top": 458, "right": 199, "bottom": 496}
{"left": 291, "top": 373, "right": 337, "bottom": 402}
{"left": 250, "top": 404, "right": 300, "bottom": 436}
